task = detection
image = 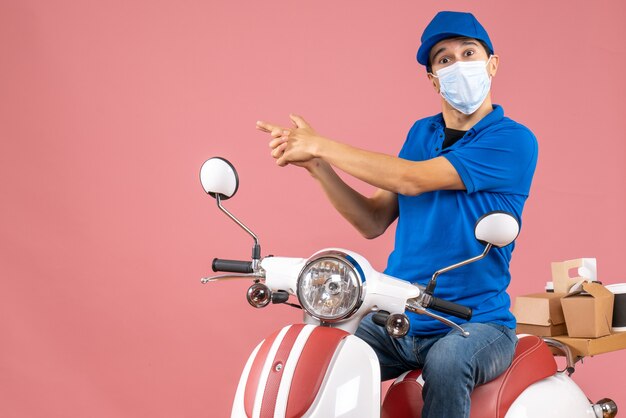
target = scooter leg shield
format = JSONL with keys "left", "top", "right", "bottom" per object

{"left": 231, "top": 324, "right": 381, "bottom": 418}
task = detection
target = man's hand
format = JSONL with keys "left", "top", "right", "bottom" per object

{"left": 256, "top": 114, "right": 400, "bottom": 239}
{"left": 256, "top": 114, "right": 325, "bottom": 168}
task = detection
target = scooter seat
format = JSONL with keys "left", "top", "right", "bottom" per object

{"left": 381, "top": 335, "right": 557, "bottom": 418}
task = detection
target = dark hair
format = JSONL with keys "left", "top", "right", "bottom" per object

{"left": 426, "top": 38, "right": 491, "bottom": 73}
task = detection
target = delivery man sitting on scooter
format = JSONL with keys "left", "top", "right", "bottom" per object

{"left": 257, "top": 11, "right": 538, "bottom": 418}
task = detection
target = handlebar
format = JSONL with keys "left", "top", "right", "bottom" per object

{"left": 426, "top": 297, "right": 473, "bottom": 320}
{"left": 212, "top": 258, "right": 253, "bottom": 274}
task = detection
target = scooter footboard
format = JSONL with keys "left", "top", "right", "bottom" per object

{"left": 231, "top": 324, "right": 380, "bottom": 418}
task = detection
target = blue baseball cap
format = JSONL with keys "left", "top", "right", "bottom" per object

{"left": 417, "top": 11, "right": 494, "bottom": 66}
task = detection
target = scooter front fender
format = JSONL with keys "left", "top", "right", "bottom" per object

{"left": 231, "top": 324, "right": 380, "bottom": 418}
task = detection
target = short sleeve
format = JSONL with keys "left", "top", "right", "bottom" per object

{"left": 443, "top": 126, "right": 538, "bottom": 195}
{"left": 398, "top": 119, "right": 428, "bottom": 160}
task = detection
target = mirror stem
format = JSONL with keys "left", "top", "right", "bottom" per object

{"left": 216, "top": 194, "right": 261, "bottom": 264}
{"left": 424, "top": 244, "right": 493, "bottom": 295}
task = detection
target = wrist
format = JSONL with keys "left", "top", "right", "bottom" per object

{"left": 311, "top": 135, "right": 330, "bottom": 159}
{"left": 305, "top": 158, "right": 329, "bottom": 178}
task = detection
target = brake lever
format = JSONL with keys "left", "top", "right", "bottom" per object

{"left": 200, "top": 273, "right": 264, "bottom": 283}
{"left": 406, "top": 300, "right": 470, "bottom": 337}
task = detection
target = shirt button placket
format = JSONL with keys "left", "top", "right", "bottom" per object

{"left": 435, "top": 132, "right": 443, "bottom": 155}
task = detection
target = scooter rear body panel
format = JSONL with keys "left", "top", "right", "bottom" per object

{"left": 505, "top": 373, "right": 596, "bottom": 418}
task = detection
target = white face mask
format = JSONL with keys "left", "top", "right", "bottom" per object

{"left": 431, "top": 57, "right": 492, "bottom": 115}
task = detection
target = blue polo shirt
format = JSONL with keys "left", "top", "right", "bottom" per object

{"left": 385, "top": 105, "right": 538, "bottom": 336}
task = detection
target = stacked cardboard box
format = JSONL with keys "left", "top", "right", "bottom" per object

{"left": 513, "top": 293, "right": 567, "bottom": 337}
{"left": 513, "top": 258, "right": 625, "bottom": 357}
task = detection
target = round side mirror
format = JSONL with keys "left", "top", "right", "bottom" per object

{"left": 474, "top": 211, "right": 520, "bottom": 248}
{"left": 199, "top": 157, "right": 239, "bottom": 200}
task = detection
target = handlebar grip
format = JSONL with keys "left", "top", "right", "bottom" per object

{"left": 372, "top": 310, "right": 390, "bottom": 327}
{"left": 427, "top": 297, "right": 473, "bottom": 320}
{"left": 212, "top": 258, "right": 253, "bottom": 273}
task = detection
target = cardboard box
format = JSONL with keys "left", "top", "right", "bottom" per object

{"left": 561, "top": 282, "right": 614, "bottom": 338}
{"left": 513, "top": 293, "right": 567, "bottom": 336}
{"left": 516, "top": 322, "right": 567, "bottom": 337}
{"left": 551, "top": 258, "right": 596, "bottom": 293}
{"left": 551, "top": 332, "right": 626, "bottom": 357}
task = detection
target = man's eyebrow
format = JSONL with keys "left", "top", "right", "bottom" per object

{"left": 461, "top": 40, "right": 479, "bottom": 47}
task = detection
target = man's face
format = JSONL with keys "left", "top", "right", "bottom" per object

{"left": 427, "top": 37, "right": 499, "bottom": 92}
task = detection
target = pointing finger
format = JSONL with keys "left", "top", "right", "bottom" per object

{"left": 256, "top": 120, "right": 286, "bottom": 134}
{"left": 256, "top": 120, "right": 271, "bottom": 132}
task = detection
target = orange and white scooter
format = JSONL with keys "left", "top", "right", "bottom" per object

{"left": 199, "top": 157, "right": 617, "bottom": 418}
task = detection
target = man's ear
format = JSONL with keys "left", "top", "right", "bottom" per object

{"left": 488, "top": 55, "right": 499, "bottom": 78}
{"left": 427, "top": 73, "right": 440, "bottom": 93}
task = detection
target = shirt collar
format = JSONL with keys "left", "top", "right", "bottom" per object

{"left": 429, "top": 104, "right": 504, "bottom": 134}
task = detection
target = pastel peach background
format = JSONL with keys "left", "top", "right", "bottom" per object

{"left": 1, "top": 0, "right": 624, "bottom": 417}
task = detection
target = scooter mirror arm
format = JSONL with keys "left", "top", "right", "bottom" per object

{"left": 216, "top": 194, "right": 262, "bottom": 268}
{"left": 406, "top": 300, "right": 470, "bottom": 337}
{"left": 200, "top": 273, "right": 264, "bottom": 283}
{"left": 425, "top": 244, "right": 493, "bottom": 295}
{"left": 542, "top": 337, "right": 578, "bottom": 376}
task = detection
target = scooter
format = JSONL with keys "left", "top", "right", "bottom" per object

{"left": 199, "top": 157, "right": 618, "bottom": 418}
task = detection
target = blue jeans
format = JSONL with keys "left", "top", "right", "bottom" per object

{"left": 355, "top": 314, "right": 517, "bottom": 418}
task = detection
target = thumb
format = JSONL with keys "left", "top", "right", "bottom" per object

{"left": 289, "top": 114, "right": 310, "bottom": 129}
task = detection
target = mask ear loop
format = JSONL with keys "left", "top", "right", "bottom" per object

{"left": 486, "top": 55, "right": 494, "bottom": 78}
{"left": 427, "top": 70, "right": 440, "bottom": 94}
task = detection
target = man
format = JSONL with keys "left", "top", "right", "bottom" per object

{"left": 257, "top": 11, "right": 537, "bottom": 418}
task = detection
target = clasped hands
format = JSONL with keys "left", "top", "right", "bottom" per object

{"left": 256, "top": 114, "right": 326, "bottom": 168}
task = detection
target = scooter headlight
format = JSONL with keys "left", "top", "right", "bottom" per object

{"left": 297, "top": 251, "right": 363, "bottom": 322}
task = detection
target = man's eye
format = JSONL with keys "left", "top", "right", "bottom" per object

{"left": 439, "top": 57, "right": 450, "bottom": 64}
{"left": 465, "top": 50, "right": 475, "bottom": 56}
